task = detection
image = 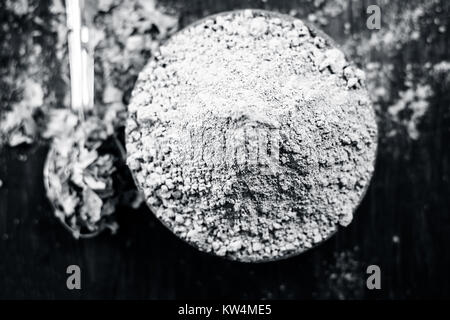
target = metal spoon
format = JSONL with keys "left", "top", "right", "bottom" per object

{"left": 44, "top": 0, "right": 125, "bottom": 238}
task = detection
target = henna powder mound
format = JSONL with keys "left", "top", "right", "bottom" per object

{"left": 125, "top": 9, "right": 377, "bottom": 262}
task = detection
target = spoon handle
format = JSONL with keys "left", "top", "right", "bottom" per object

{"left": 66, "top": 0, "right": 94, "bottom": 120}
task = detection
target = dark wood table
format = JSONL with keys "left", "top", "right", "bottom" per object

{"left": 1, "top": 0, "right": 449, "bottom": 299}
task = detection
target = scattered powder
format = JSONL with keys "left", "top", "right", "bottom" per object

{"left": 432, "top": 61, "right": 450, "bottom": 84}
{"left": 385, "top": 63, "right": 434, "bottom": 141}
{"left": 0, "top": 1, "right": 51, "bottom": 147}
{"left": 393, "top": 235, "right": 400, "bottom": 243}
{"left": 388, "top": 83, "right": 432, "bottom": 140}
{"left": 126, "top": 10, "right": 377, "bottom": 262}
{"left": 338, "top": 0, "right": 447, "bottom": 141}
{"left": 365, "top": 62, "right": 395, "bottom": 108}
{"left": 314, "top": 247, "right": 364, "bottom": 299}
{"left": 433, "top": 61, "right": 450, "bottom": 73}
{"left": 305, "top": 0, "right": 348, "bottom": 27}
{"left": 0, "top": 78, "right": 44, "bottom": 147}
{"left": 341, "top": 0, "right": 442, "bottom": 59}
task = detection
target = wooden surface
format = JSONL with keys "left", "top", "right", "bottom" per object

{"left": 0, "top": 0, "right": 449, "bottom": 299}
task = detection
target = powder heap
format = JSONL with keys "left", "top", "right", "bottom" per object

{"left": 126, "top": 9, "right": 377, "bottom": 262}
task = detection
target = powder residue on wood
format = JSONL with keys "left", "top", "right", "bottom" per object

{"left": 314, "top": 247, "right": 365, "bottom": 299}
{"left": 126, "top": 9, "right": 378, "bottom": 262}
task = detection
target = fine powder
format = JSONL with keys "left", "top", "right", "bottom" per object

{"left": 125, "top": 9, "right": 377, "bottom": 262}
